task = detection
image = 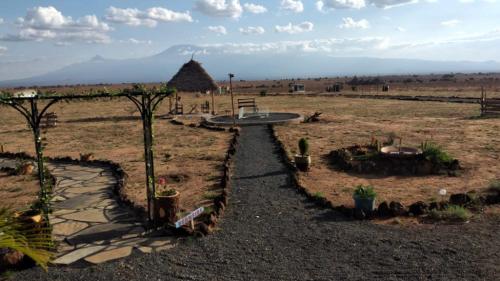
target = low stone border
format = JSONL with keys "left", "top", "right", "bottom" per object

{"left": 170, "top": 116, "right": 227, "bottom": 132}
{"left": 268, "top": 125, "right": 500, "bottom": 221}
{"left": 180, "top": 127, "right": 240, "bottom": 236}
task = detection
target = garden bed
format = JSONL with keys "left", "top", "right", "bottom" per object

{"left": 329, "top": 143, "right": 460, "bottom": 176}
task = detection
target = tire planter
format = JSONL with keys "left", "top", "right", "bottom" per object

{"left": 154, "top": 191, "right": 180, "bottom": 225}
{"left": 294, "top": 155, "right": 311, "bottom": 172}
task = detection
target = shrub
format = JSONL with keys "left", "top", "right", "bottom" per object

{"left": 298, "top": 138, "right": 309, "bottom": 156}
{"left": 0, "top": 207, "right": 53, "bottom": 271}
{"left": 158, "top": 188, "right": 177, "bottom": 196}
{"left": 428, "top": 205, "right": 471, "bottom": 222}
{"left": 353, "top": 185, "right": 376, "bottom": 200}
{"left": 260, "top": 90, "right": 267, "bottom": 96}
{"left": 312, "top": 192, "right": 325, "bottom": 200}
{"left": 421, "top": 141, "right": 453, "bottom": 166}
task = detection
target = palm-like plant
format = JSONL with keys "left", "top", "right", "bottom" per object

{"left": 0, "top": 207, "right": 53, "bottom": 271}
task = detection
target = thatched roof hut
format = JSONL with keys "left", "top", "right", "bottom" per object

{"left": 167, "top": 59, "right": 218, "bottom": 92}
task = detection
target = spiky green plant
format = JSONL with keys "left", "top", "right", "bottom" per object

{"left": 421, "top": 141, "right": 453, "bottom": 166}
{"left": 0, "top": 207, "right": 53, "bottom": 271}
{"left": 353, "top": 185, "right": 377, "bottom": 200}
{"left": 298, "top": 138, "right": 309, "bottom": 156}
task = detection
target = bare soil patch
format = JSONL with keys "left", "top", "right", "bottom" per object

{"left": 0, "top": 170, "right": 39, "bottom": 211}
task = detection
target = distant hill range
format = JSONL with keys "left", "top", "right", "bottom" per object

{"left": 1, "top": 44, "right": 500, "bottom": 87}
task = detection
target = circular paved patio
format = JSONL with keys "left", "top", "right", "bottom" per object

{"left": 205, "top": 112, "right": 302, "bottom": 126}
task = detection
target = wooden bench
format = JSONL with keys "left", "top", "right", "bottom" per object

{"left": 237, "top": 98, "right": 257, "bottom": 111}
{"left": 41, "top": 112, "right": 57, "bottom": 128}
{"left": 175, "top": 103, "right": 183, "bottom": 115}
{"left": 201, "top": 101, "right": 210, "bottom": 114}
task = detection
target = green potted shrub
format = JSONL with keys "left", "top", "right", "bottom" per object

{"left": 294, "top": 138, "right": 311, "bottom": 171}
{"left": 353, "top": 185, "right": 377, "bottom": 213}
{"left": 154, "top": 177, "right": 180, "bottom": 225}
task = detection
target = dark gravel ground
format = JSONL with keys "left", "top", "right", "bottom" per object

{"left": 13, "top": 125, "right": 500, "bottom": 281}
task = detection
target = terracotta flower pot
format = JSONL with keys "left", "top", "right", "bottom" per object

{"left": 154, "top": 191, "right": 180, "bottom": 225}
{"left": 18, "top": 163, "right": 35, "bottom": 175}
{"left": 0, "top": 249, "right": 24, "bottom": 268}
{"left": 294, "top": 154, "right": 311, "bottom": 172}
{"left": 80, "top": 153, "right": 94, "bottom": 161}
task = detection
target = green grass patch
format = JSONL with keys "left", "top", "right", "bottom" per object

{"left": 203, "top": 191, "right": 220, "bottom": 200}
{"left": 421, "top": 141, "right": 453, "bottom": 166}
{"left": 312, "top": 192, "right": 325, "bottom": 200}
{"left": 489, "top": 180, "right": 500, "bottom": 192}
{"left": 428, "top": 205, "right": 472, "bottom": 222}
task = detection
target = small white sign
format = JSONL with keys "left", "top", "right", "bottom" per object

{"left": 175, "top": 207, "right": 204, "bottom": 228}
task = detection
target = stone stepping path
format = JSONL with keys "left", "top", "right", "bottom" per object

{"left": 0, "top": 158, "right": 177, "bottom": 266}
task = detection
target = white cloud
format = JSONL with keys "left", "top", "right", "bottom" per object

{"left": 369, "top": 0, "right": 418, "bottom": 9}
{"left": 280, "top": 0, "right": 304, "bottom": 13}
{"left": 441, "top": 19, "right": 460, "bottom": 27}
{"left": 239, "top": 26, "right": 265, "bottom": 35}
{"left": 0, "top": 46, "right": 6, "bottom": 54}
{"left": 207, "top": 25, "right": 227, "bottom": 35}
{"left": 195, "top": 0, "right": 243, "bottom": 18}
{"left": 199, "top": 37, "right": 390, "bottom": 55}
{"left": 243, "top": 3, "right": 267, "bottom": 13}
{"left": 396, "top": 26, "right": 406, "bottom": 32}
{"left": 105, "top": 6, "right": 192, "bottom": 28}
{"left": 1, "top": 6, "right": 111, "bottom": 43}
{"left": 275, "top": 21, "right": 313, "bottom": 34}
{"left": 127, "top": 38, "right": 153, "bottom": 45}
{"left": 316, "top": 0, "right": 366, "bottom": 11}
{"left": 316, "top": 0, "right": 423, "bottom": 11}
{"left": 0, "top": 18, "right": 4, "bottom": 24}
{"left": 339, "top": 17, "right": 370, "bottom": 29}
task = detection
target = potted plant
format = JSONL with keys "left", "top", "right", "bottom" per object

{"left": 294, "top": 138, "right": 311, "bottom": 171}
{"left": 16, "top": 160, "right": 35, "bottom": 176}
{"left": 80, "top": 153, "right": 95, "bottom": 162}
{"left": 154, "top": 177, "right": 180, "bottom": 225}
{"left": 353, "top": 185, "right": 377, "bottom": 213}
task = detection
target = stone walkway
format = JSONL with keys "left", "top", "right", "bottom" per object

{"left": 0, "top": 158, "right": 176, "bottom": 266}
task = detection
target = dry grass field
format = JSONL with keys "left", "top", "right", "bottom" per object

{"left": 0, "top": 171, "right": 39, "bottom": 211}
{"left": 1, "top": 83, "right": 499, "bottom": 214}
{"left": 270, "top": 96, "right": 500, "bottom": 207}
{"left": 0, "top": 96, "right": 233, "bottom": 212}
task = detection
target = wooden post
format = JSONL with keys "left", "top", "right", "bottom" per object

{"left": 229, "top": 73, "right": 236, "bottom": 126}
{"left": 211, "top": 90, "right": 215, "bottom": 115}
{"left": 175, "top": 91, "right": 179, "bottom": 115}
{"left": 481, "top": 86, "right": 485, "bottom": 117}
{"left": 169, "top": 97, "right": 172, "bottom": 114}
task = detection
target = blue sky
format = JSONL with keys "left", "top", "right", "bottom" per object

{"left": 0, "top": 0, "right": 499, "bottom": 79}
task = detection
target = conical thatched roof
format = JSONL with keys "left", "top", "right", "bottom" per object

{"left": 167, "top": 60, "right": 218, "bottom": 92}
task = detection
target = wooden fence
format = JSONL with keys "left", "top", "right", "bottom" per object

{"left": 481, "top": 88, "right": 500, "bottom": 117}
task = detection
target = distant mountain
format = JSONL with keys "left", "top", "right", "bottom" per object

{"left": 1, "top": 44, "right": 500, "bottom": 87}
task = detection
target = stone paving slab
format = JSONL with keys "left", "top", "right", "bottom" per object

{"left": 84, "top": 246, "right": 133, "bottom": 264}
{"left": 52, "top": 245, "right": 107, "bottom": 265}
{"left": 66, "top": 223, "right": 144, "bottom": 245}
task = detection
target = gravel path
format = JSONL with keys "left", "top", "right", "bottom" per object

{"left": 15, "top": 125, "right": 500, "bottom": 280}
